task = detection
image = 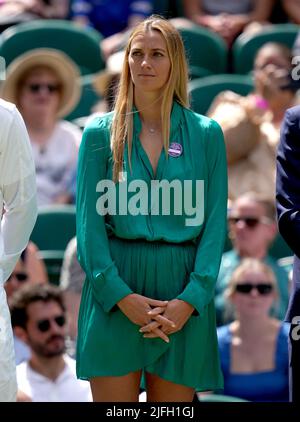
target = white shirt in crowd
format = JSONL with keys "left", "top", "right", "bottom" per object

{"left": 16, "top": 355, "right": 92, "bottom": 402}
{"left": 0, "top": 99, "right": 37, "bottom": 402}
{"left": 31, "top": 120, "right": 81, "bottom": 206}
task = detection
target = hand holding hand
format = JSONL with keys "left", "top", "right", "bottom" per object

{"left": 140, "top": 299, "right": 194, "bottom": 339}
{"left": 117, "top": 293, "right": 168, "bottom": 327}
{"left": 117, "top": 294, "right": 170, "bottom": 342}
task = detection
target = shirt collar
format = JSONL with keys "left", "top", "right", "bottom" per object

{"left": 25, "top": 354, "right": 75, "bottom": 384}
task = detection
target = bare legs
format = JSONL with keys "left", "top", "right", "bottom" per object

{"left": 90, "top": 370, "right": 142, "bottom": 402}
{"left": 90, "top": 370, "right": 195, "bottom": 402}
{"left": 145, "top": 372, "right": 195, "bottom": 402}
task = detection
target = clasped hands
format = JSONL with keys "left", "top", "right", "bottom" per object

{"left": 117, "top": 293, "right": 194, "bottom": 343}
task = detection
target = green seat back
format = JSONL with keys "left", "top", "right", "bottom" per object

{"left": 30, "top": 205, "right": 76, "bottom": 252}
{"left": 66, "top": 73, "right": 102, "bottom": 121}
{"left": 232, "top": 23, "right": 299, "bottom": 74}
{"left": 188, "top": 74, "right": 253, "bottom": 115}
{"left": 38, "top": 250, "right": 66, "bottom": 286}
{"left": 269, "top": 233, "right": 293, "bottom": 260}
{"left": 30, "top": 204, "right": 76, "bottom": 285}
{"left": 0, "top": 19, "right": 105, "bottom": 75}
{"left": 188, "top": 65, "right": 212, "bottom": 80}
{"left": 179, "top": 26, "right": 227, "bottom": 74}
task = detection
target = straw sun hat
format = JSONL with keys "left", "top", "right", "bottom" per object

{"left": 0, "top": 48, "right": 81, "bottom": 118}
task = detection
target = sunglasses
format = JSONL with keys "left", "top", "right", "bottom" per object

{"left": 235, "top": 283, "right": 274, "bottom": 295}
{"left": 228, "top": 216, "right": 273, "bottom": 229}
{"left": 26, "top": 83, "right": 60, "bottom": 94}
{"left": 36, "top": 315, "right": 66, "bottom": 333}
{"left": 8, "top": 272, "right": 28, "bottom": 283}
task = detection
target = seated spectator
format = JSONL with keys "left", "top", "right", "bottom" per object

{"left": 4, "top": 242, "right": 48, "bottom": 303}
{"left": 59, "top": 236, "right": 85, "bottom": 358}
{"left": 208, "top": 42, "right": 299, "bottom": 200}
{"left": 4, "top": 242, "right": 49, "bottom": 365}
{"left": 10, "top": 283, "right": 92, "bottom": 401}
{"left": 0, "top": 49, "right": 82, "bottom": 206}
{"left": 215, "top": 191, "right": 289, "bottom": 325}
{"left": 217, "top": 258, "right": 289, "bottom": 402}
{"left": 71, "top": 0, "right": 153, "bottom": 59}
{"left": 0, "top": 1, "right": 70, "bottom": 32}
{"left": 176, "top": 0, "right": 275, "bottom": 46}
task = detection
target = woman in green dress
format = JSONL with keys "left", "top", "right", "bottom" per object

{"left": 76, "top": 15, "right": 228, "bottom": 402}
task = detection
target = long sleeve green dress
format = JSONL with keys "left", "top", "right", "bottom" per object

{"left": 76, "top": 101, "right": 228, "bottom": 390}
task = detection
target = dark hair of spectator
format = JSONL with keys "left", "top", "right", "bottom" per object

{"left": 10, "top": 284, "right": 65, "bottom": 330}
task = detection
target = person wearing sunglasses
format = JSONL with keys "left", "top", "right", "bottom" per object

{"left": 215, "top": 191, "right": 290, "bottom": 325}
{"left": 215, "top": 258, "right": 289, "bottom": 402}
{"left": 208, "top": 42, "right": 299, "bottom": 202}
{"left": 0, "top": 99, "right": 37, "bottom": 402}
{"left": 9, "top": 283, "right": 92, "bottom": 402}
{"left": 0, "top": 48, "right": 82, "bottom": 206}
{"left": 4, "top": 251, "right": 48, "bottom": 366}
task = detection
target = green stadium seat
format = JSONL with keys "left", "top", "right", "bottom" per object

{"left": 232, "top": 23, "right": 299, "bottom": 74}
{"left": 30, "top": 205, "right": 76, "bottom": 285}
{"left": 188, "top": 74, "right": 253, "bottom": 115}
{"left": 30, "top": 204, "right": 76, "bottom": 251}
{"left": 66, "top": 73, "right": 102, "bottom": 121}
{"left": 0, "top": 19, "right": 105, "bottom": 75}
{"left": 188, "top": 65, "right": 212, "bottom": 80}
{"left": 38, "top": 250, "right": 66, "bottom": 286}
{"left": 269, "top": 233, "right": 293, "bottom": 261}
{"left": 179, "top": 26, "right": 227, "bottom": 75}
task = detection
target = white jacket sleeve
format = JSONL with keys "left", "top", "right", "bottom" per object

{"left": 0, "top": 102, "right": 37, "bottom": 284}
{"left": 0, "top": 101, "right": 37, "bottom": 402}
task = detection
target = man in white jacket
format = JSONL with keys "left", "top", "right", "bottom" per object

{"left": 0, "top": 98, "right": 37, "bottom": 401}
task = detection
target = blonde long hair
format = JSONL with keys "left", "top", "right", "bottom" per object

{"left": 110, "top": 15, "right": 189, "bottom": 181}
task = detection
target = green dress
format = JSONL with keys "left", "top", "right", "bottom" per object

{"left": 76, "top": 101, "right": 228, "bottom": 390}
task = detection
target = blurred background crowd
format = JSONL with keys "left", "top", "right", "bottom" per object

{"left": 1, "top": 0, "right": 300, "bottom": 402}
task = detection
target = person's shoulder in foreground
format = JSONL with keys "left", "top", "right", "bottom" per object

{"left": 285, "top": 104, "right": 300, "bottom": 116}
{"left": 0, "top": 98, "right": 33, "bottom": 151}
{"left": 0, "top": 97, "right": 16, "bottom": 112}
{"left": 0, "top": 98, "right": 19, "bottom": 127}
